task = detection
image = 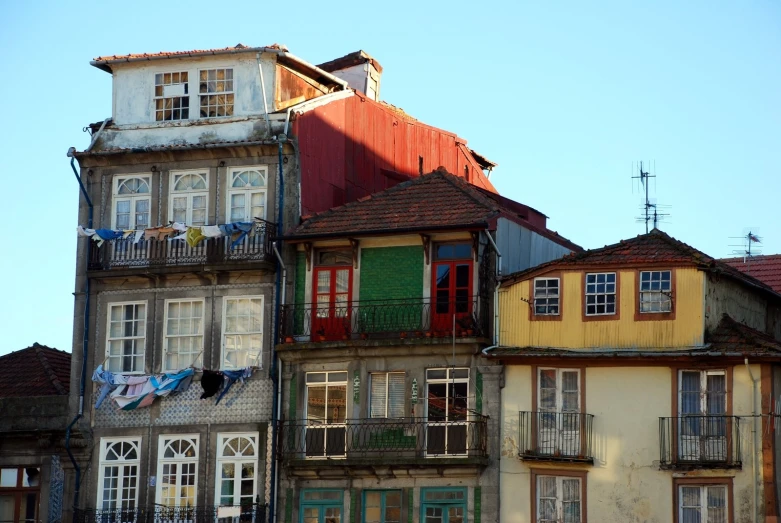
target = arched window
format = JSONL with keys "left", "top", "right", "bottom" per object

{"left": 227, "top": 167, "right": 267, "bottom": 223}
{"left": 215, "top": 433, "right": 258, "bottom": 507}
{"left": 98, "top": 438, "right": 140, "bottom": 510}
{"left": 113, "top": 176, "right": 151, "bottom": 230}
{"left": 169, "top": 171, "right": 208, "bottom": 226}
{"left": 156, "top": 435, "right": 199, "bottom": 508}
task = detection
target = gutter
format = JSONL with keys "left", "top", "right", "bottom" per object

{"left": 90, "top": 46, "right": 292, "bottom": 73}
{"left": 484, "top": 229, "right": 502, "bottom": 346}
{"left": 279, "top": 222, "right": 491, "bottom": 242}
{"left": 74, "top": 139, "right": 281, "bottom": 158}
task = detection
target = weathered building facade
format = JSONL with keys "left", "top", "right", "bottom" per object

{"left": 488, "top": 229, "right": 781, "bottom": 523}
{"left": 275, "top": 170, "right": 578, "bottom": 523}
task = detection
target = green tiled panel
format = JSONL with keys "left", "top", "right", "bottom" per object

{"left": 407, "top": 488, "right": 413, "bottom": 523}
{"left": 350, "top": 488, "right": 357, "bottom": 523}
{"left": 359, "top": 246, "right": 424, "bottom": 301}
{"left": 474, "top": 486, "right": 482, "bottom": 523}
{"left": 285, "top": 488, "right": 293, "bottom": 523}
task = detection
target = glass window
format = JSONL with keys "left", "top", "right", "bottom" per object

{"left": 420, "top": 488, "right": 466, "bottom": 523}
{"left": 98, "top": 439, "right": 140, "bottom": 510}
{"left": 199, "top": 68, "right": 234, "bottom": 118}
{"left": 306, "top": 372, "right": 348, "bottom": 458}
{"left": 434, "top": 244, "right": 471, "bottom": 260}
{"left": 0, "top": 467, "right": 41, "bottom": 523}
{"left": 169, "top": 171, "right": 208, "bottom": 226}
{"left": 640, "top": 270, "right": 672, "bottom": 313}
{"left": 426, "top": 369, "right": 469, "bottom": 456}
{"left": 227, "top": 167, "right": 266, "bottom": 223}
{"left": 106, "top": 302, "right": 146, "bottom": 373}
{"left": 679, "top": 485, "right": 727, "bottom": 523}
{"left": 155, "top": 72, "right": 189, "bottom": 121}
{"left": 222, "top": 296, "right": 263, "bottom": 369}
{"left": 585, "top": 272, "right": 616, "bottom": 316}
{"left": 215, "top": 433, "right": 258, "bottom": 507}
{"left": 300, "top": 490, "right": 343, "bottom": 523}
{"left": 156, "top": 436, "right": 199, "bottom": 508}
{"left": 537, "top": 475, "right": 581, "bottom": 523}
{"left": 370, "top": 373, "right": 405, "bottom": 418}
{"left": 113, "top": 177, "right": 151, "bottom": 230}
{"left": 534, "top": 278, "right": 560, "bottom": 315}
{"left": 163, "top": 299, "right": 204, "bottom": 371}
{"left": 364, "top": 490, "right": 402, "bottom": 523}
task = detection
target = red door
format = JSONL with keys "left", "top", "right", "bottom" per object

{"left": 432, "top": 257, "right": 473, "bottom": 334}
{"left": 312, "top": 266, "right": 352, "bottom": 340}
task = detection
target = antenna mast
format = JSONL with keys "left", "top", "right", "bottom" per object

{"left": 632, "top": 161, "right": 669, "bottom": 232}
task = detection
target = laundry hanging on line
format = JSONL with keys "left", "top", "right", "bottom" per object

{"left": 199, "top": 367, "right": 254, "bottom": 404}
{"left": 92, "top": 365, "right": 195, "bottom": 411}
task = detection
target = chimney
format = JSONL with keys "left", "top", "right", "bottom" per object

{"left": 317, "top": 50, "right": 382, "bottom": 101}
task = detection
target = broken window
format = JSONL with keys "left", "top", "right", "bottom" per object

{"left": 640, "top": 270, "right": 672, "bottom": 313}
{"left": 534, "top": 277, "right": 560, "bottom": 315}
{"left": 199, "top": 68, "right": 234, "bottom": 118}
{"left": 154, "top": 72, "right": 189, "bottom": 121}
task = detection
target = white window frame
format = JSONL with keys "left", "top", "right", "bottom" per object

{"left": 97, "top": 437, "right": 141, "bottom": 510}
{"left": 105, "top": 301, "right": 147, "bottom": 374}
{"left": 168, "top": 170, "right": 209, "bottom": 226}
{"left": 214, "top": 432, "right": 259, "bottom": 507}
{"left": 370, "top": 372, "right": 406, "bottom": 419}
{"left": 305, "top": 371, "right": 348, "bottom": 459}
{"left": 538, "top": 368, "right": 581, "bottom": 413}
{"left": 678, "top": 369, "right": 727, "bottom": 416}
{"left": 162, "top": 299, "right": 205, "bottom": 372}
{"left": 198, "top": 67, "right": 234, "bottom": 118}
{"left": 154, "top": 71, "right": 190, "bottom": 122}
{"left": 220, "top": 295, "right": 264, "bottom": 370}
{"left": 226, "top": 166, "right": 268, "bottom": 223}
{"left": 112, "top": 175, "right": 152, "bottom": 231}
{"left": 536, "top": 475, "right": 582, "bottom": 523}
{"left": 584, "top": 272, "right": 617, "bottom": 316}
{"left": 533, "top": 277, "right": 560, "bottom": 316}
{"left": 156, "top": 435, "right": 199, "bottom": 508}
{"left": 639, "top": 269, "right": 672, "bottom": 313}
{"left": 678, "top": 484, "right": 728, "bottom": 523}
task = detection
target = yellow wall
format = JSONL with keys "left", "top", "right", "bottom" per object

{"left": 499, "top": 268, "right": 705, "bottom": 349}
{"left": 500, "top": 364, "right": 764, "bottom": 523}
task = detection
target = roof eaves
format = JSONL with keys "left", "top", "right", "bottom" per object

{"left": 280, "top": 222, "right": 490, "bottom": 242}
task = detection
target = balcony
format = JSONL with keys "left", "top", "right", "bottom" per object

{"left": 518, "top": 411, "right": 595, "bottom": 464}
{"left": 75, "top": 504, "right": 266, "bottom": 523}
{"left": 278, "top": 296, "right": 488, "bottom": 343}
{"left": 659, "top": 416, "right": 742, "bottom": 470}
{"left": 87, "top": 221, "right": 275, "bottom": 272}
{"left": 278, "top": 416, "right": 488, "bottom": 469}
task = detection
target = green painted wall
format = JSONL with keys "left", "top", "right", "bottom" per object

{"left": 407, "top": 489, "right": 414, "bottom": 523}
{"left": 359, "top": 246, "right": 424, "bottom": 301}
{"left": 294, "top": 252, "right": 306, "bottom": 305}
{"left": 474, "top": 487, "right": 482, "bottom": 523}
{"left": 285, "top": 488, "right": 293, "bottom": 523}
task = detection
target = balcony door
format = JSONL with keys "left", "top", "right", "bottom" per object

{"left": 537, "top": 368, "right": 581, "bottom": 457}
{"left": 431, "top": 244, "right": 473, "bottom": 334}
{"left": 156, "top": 436, "right": 198, "bottom": 510}
{"left": 679, "top": 370, "right": 727, "bottom": 461}
{"left": 426, "top": 368, "right": 469, "bottom": 456}
{"left": 312, "top": 251, "right": 353, "bottom": 341}
{"left": 305, "top": 372, "right": 347, "bottom": 458}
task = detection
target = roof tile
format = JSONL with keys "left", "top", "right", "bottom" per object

{"left": 0, "top": 343, "right": 71, "bottom": 397}
{"left": 720, "top": 254, "right": 781, "bottom": 294}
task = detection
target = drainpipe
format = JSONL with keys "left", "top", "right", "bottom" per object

{"left": 484, "top": 229, "right": 502, "bottom": 346}
{"left": 745, "top": 359, "right": 760, "bottom": 523}
{"left": 256, "top": 54, "right": 272, "bottom": 136}
{"left": 65, "top": 148, "right": 93, "bottom": 521}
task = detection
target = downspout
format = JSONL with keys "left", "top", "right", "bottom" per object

{"left": 745, "top": 358, "right": 760, "bottom": 523}
{"left": 484, "top": 229, "right": 502, "bottom": 346}
{"left": 256, "top": 54, "right": 272, "bottom": 136}
{"left": 65, "top": 148, "right": 93, "bottom": 521}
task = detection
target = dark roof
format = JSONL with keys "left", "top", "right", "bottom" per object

{"left": 500, "top": 228, "right": 779, "bottom": 298}
{"left": 0, "top": 343, "right": 71, "bottom": 397}
{"left": 720, "top": 254, "right": 781, "bottom": 294}
{"left": 706, "top": 314, "right": 781, "bottom": 355}
{"left": 317, "top": 50, "right": 383, "bottom": 74}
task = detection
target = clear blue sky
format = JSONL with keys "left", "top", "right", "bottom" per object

{"left": 0, "top": 1, "right": 778, "bottom": 355}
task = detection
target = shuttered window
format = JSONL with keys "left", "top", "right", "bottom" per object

{"left": 370, "top": 373, "right": 405, "bottom": 418}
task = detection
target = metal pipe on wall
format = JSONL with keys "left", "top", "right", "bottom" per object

{"left": 745, "top": 358, "right": 760, "bottom": 523}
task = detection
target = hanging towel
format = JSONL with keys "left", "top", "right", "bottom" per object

{"left": 95, "top": 229, "right": 124, "bottom": 241}
{"left": 112, "top": 376, "right": 155, "bottom": 410}
{"left": 186, "top": 227, "right": 207, "bottom": 248}
{"left": 77, "top": 226, "right": 96, "bottom": 238}
{"left": 133, "top": 230, "right": 145, "bottom": 243}
{"left": 151, "top": 368, "right": 195, "bottom": 398}
{"left": 91, "top": 365, "right": 116, "bottom": 409}
{"left": 215, "top": 367, "right": 253, "bottom": 404}
{"left": 144, "top": 227, "right": 176, "bottom": 241}
{"left": 172, "top": 222, "right": 188, "bottom": 232}
{"left": 201, "top": 225, "right": 223, "bottom": 238}
{"left": 200, "top": 370, "right": 224, "bottom": 399}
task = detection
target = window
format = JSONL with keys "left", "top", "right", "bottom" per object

{"left": 432, "top": 243, "right": 473, "bottom": 332}
{"left": 106, "top": 302, "right": 146, "bottom": 373}
{"left": 312, "top": 250, "right": 353, "bottom": 340}
{"left": 426, "top": 368, "right": 469, "bottom": 456}
{"left": 300, "top": 490, "right": 343, "bottom": 523}
{"left": 163, "top": 299, "right": 204, "bottom": 371}
{"left": 364, "top": 490, "right": 402, "bottom": 523}
{"left": 420, "top": 488, "right": 466, "bottom": 523}
{"left": 221, "top": 296, "right": 264, "bottom": 369}
{"left": 169, "top": 171, "right": 208, "bottom": 226}
{"left": 113, "top": 177, "right": 151, "bottom": 230}
{"left": 0, "top": 467, "right": 40, "bottom": 523}
{"left": 215, "top": 433, "right": 258, "bottom": 507}
{"left": 199, "top": 68, "right": 234, "bottom": 118}
{"left": 534, "top": 278, "right": 560, "bottom": 315}
{"left": 639, "top": 270, "right": 672, "bottom": 313}
{"left": 306, "top": 372, "right": 348, "bottom": 458}
{"left": 537, "top": 368, "right": 582, "bottom": 457}
{"left": 678, "top": 370, "right": 727, "bottom": 462}
{"left": 227, "top": 167, "right": 267, "bottom": 223}
{"left": 535, "top": 474, "right": 583, "bottom": 523}
{"left": 584, "top": 272, "right": 616, "bottom": 316}
{"left": 370, "top": 373, "right": 405, "bottom": 418}
{"left": 155, "top": 72, "right": 189, "bottom": 121}
{"left": 156, "top": 435, "right": 198, "bottom": 508}
{"left": 676, "top": 482, "right": 729, "bottom": 523}
{"left": 97, "top": 438, "right": 140, "bottom": 510}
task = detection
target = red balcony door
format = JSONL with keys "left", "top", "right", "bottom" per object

{"left": 313, "top": 265, "right": 353, "bottom": 340}
{"left": 431, "top": 244, "right": 473, "bottom": 334}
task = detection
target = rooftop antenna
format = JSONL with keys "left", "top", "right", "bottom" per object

{"left": 729, "top": 229, "right": 762, "bottom": 274}
{"left": 632, "top": 161, "right": 670, "bottom": 232}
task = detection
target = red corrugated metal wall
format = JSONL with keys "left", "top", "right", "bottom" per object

{"left": 292, "top": 93, "right": 496, "bottom": 217}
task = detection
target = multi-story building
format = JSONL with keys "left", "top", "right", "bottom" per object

{"left": 65, "top": 44, "right": 506, "bottom": 522}
{"left": 274, "top": 169, "right": 579, "bottom": 523}
{"left": 487, "top": 229, "right": 781, "bottom": 523}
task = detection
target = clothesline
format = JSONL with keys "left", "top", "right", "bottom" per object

{"left": 77, "top": 218, "right": 266, "bottom": 249}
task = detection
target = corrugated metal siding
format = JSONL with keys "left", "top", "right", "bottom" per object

{"left": 293, "top": 95, "right": 496, "bottom": 216}
{"left": 496, "top": 218, "right": 573, "bottom": 276}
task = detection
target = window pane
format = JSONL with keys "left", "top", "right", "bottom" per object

{"left": 370, "top": 374, "right": 387, "bottom": 418}
{"left": 0, "top": 469, "right": 17, "bottom": 487}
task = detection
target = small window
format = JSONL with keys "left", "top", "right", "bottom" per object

{"left": 106, "top": 302, "right": 146, "bottom": 373}
{"left": 169, "top": 171, "right": 208, "bottom": 226}
{"left": 585, "top": 272, "right": 616, "bottom": 316}
{"left": 163, "top": 299, "right": 204, "bottom": 371}
{"left": 534, "top": 278, "right": 560, "bottom": 315}
{"left": 316, "top": 250, "right": 352, "bottom": 266}
{"left": 536, "top": 475, "right": 582, "bottom": 523}
{"left": 678, "top": 484, "right": 728, "bottom": 523}
{"left": 370, "top": 373, "right": 405, "bottom": 418}
{"left": 155, "top": 72, "right": 189, "bottom": 121}
{"left": 364, "top": 490, "right": 402, "bottom": 523}
{"left": 639, "top": 270, "right": 672, "bottom": 313}
{"left": 199, "top": 68, "right": 234, "bottom": 118}
{"left": 221, "top": 296, "right": 263, "bottom": 369}
{"left": 434, "top": 243, "right": 471, "bottom": 260}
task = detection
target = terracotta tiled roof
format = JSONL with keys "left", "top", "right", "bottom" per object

{"left": 92, "top": 43, "right": 285, "bottom": 63}
{"left": 500, "top": 229, "right": 778, "bottom": 298}
{"left": 706, "top": 314, "right": 781, "bottom": 355}
{"left": 720, "top": 254, "right": 781, "bottom": 294}
{"left": 0, "top": 343, "right": 71, "bottom": 397}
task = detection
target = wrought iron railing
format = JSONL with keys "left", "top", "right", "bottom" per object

{"left": 278, "top": 296, "right": 488, "bottom": 342}
{"left": 278, "top": 416, "right": 488, "bottom": 461}
{"left": 75, "top": 504, "right": 267, "bottom": 523}
{"left": 88, "top": 221, "right": 275, "bottom": 270}
{"left": 659, "top": 416, "right": 741, "bottom": 469}
{"left": 518, "top": 411, "right": 595, "bottom": 463}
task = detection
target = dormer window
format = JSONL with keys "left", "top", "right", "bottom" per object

{"left": 585, "top": 272, "right": 616, "bottom": 316}
{"left": 199, "top": 68, "right": 234, "bottom": 118}
{"left": 639, "top": 270, "right": 672, "bottom": 313}
{"left": 155, "top": 72, "right": 189, "bottom": 121}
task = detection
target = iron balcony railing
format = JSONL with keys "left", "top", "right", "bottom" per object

{"left": 518, "top": 411, "right": 595, "bottom": 464}
{"left": 75, "top": 504, "right": 267, "bottom": 523}
{"left": 278, "top": 416, "right": 488, "bottom": 461}
{"left": 278, "top": 296, "right": 488, "bottom": 343}
{"left": 659, "top": 416, "right": 742, "bottom": 469}
{"left": 88, "top": 221, "right": 275, "bottom": 271}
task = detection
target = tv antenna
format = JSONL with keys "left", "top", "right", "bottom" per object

{"left": 632, "top": 161, "right": 670, "bottom": 232}
{"left": 729, "top": 229, "right": 762, "bottom": 274}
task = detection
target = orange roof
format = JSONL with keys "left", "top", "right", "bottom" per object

{"left": 0, "top": 343, "right": 70, "bottom": 398}
{"left": 720, "top": 254, "right": 781, "bottom": 294}
{"left": 91, "top": 43, "right": 287, "bottom": 71}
